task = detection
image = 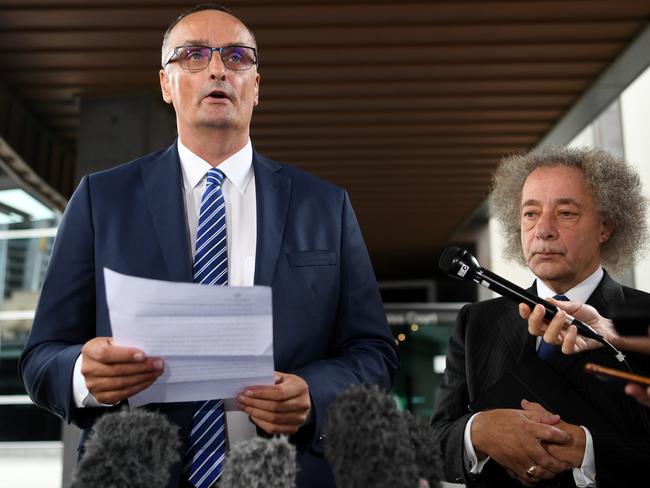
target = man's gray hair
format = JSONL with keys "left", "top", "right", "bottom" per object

{"left": 490, "top": 146, "right": 648, "bottom": 272}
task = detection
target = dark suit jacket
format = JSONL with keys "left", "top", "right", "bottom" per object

{"left": 19, "top": 143, "right": 398, "bottom": 488}
{"left": 431, "top": 272, "right": 650, "bottom": 487}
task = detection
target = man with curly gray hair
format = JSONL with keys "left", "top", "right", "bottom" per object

{"left": 492, "top": 146, "right": 647, "bottom": 277}
{"left": 431, "top": 146, "right": 650, "bottom": 488}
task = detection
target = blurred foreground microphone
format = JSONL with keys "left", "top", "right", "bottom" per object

{"left": 220, "top": 436, "right": 296, "bottom": 488}
{"left": 70, "top": 408, "right": 180, "bottom": 488}
{"left": 403, "top": 411, "right": 442, "bottom": 487}
{"left": 324, "top": 384, "right": 419, "bottom": 488}
{"left": 438, "top": 246, "right": 626, "bottom": 362}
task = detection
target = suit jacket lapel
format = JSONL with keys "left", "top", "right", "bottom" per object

{"left": 253, "top": 152, "right": 291, "bottom": 286}
{"left": 503, "top": 283, "right": 540, "bottom": 359}
{"left": 586, "top": 270, "right": 622, "bottom": 316}
{"left": 141, "top": 142, "right": 193, "bottom": 282}
{"left": 499, "top": 300, "right": 533, "bottom": 363}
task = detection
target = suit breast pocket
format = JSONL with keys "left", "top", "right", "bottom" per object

{"left": 286, "top": 250, "right": 337, "bottom": 267}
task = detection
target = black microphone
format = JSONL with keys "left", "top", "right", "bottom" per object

{"left": 70, "top": 407, "right": 180, "bottom": 488}
{"left": 438, "top": 246, "right": 626, "bottom": 363}
{"left": 324, "top": 384, "right": 422, "bottom": 488}
{"left": 220, "top": 435, "right": 297, "bottom": 488}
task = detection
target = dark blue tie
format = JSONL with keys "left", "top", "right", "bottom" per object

{"left": 182, "top": 168, "right": 228, "bottom": 488}
{"left": 537, "top": 294, "right": 569, "bottom": 361}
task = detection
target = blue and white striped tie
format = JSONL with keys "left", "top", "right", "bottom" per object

{"left": 183, "top": 167, "right": 228, "bottom": 488}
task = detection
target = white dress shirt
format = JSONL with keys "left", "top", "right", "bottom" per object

{"left": 177, "top": 138, "right": 257, "bottom": 287}
{"left": 463, "top": 267, "right": 603, "bottom": 487}
{"left": 72, "top": 138, "right": 258, "bottom": 444}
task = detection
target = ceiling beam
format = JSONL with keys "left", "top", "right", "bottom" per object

{"left": 540, "top": 22, "right": 650, "bottom": 146}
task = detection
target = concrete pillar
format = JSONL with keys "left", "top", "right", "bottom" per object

{"left": 591, "top": 100, "right": 635, "bottom": 288}
{"left": 76, "top": 95, "right": 176, "bottom": 182}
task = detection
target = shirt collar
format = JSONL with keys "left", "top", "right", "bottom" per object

{"left": 535, "top": 266, "right": 604, "bottom": 303}
{"left": 177, "top": 138, "right": 254, "bottom": 194}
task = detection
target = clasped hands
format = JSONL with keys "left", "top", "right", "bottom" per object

{"left": 81, "top": 337, "right": 311, "bottom": 434}
{"left": 471, "top": 399, "right": 585, "bottom": 486}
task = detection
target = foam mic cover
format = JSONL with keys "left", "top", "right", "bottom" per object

{"left": 438, "top": 246, "right": 481, "bottom": 280}
{"left": 69, "top": 408, "right": 180, "bottom": 488}
{"left": 324, "top": 384, "right": 419, "bottom": 488}
{"left": 403, "top": 411, "right": 441, "bottom": 487}
{"left": 220, "top": 435, "right": 297, "bottom": 488}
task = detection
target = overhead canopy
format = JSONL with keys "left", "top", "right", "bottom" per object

{"left": 1, "top": 0, "right": 649, "bottom": 277}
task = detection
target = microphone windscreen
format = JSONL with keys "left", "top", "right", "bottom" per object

{"left": 220, "top": 435, "right": 296, "bottom": 488}
{"left": 324, "top": 384, "right": 418, "bottom": 488}
{"left": 437, "top": 246, "right": 462, "bottom": 274}
{"left": 70, "top": 407, "right": 180, "bottom": 488}
{"left": 403, "top": 411, "right": 441, "bottom": 488}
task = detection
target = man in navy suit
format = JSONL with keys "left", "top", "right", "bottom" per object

{"left": 19, "top": 4, "right": 398, "bottom": 488}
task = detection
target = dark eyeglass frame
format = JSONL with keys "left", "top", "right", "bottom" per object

{"left": 163, "top": 44, "right": 258, "bottom": 71}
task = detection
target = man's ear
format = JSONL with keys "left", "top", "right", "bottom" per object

{"left": 253, "top": 73, "right": 260, "bottom": 106}
{"left": 600, "top": 220, "right": 613, "bottom": 243}
{"left": 159, "top": 69, "right": 173, "bottom": 105}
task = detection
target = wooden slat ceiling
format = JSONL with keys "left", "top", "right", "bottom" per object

{"left": 1, "top": 0, "right": 649, "bottom": 278}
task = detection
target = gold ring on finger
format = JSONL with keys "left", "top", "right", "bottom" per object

{"left": 526, "top": 464, "right": 537, "bottom": 478}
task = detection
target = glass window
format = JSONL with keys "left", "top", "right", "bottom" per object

{"left": 0, "top": 167, "right": 61, "bottom": 441}
{"left": 386, "top": 303, "right": 463, "bottom": 418}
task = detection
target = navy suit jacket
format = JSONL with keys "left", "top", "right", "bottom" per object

{"left": 19, "top": 143, "right": 398, "bottom": 488}
{"left": 431, "top": 272, "right": 650, "bottom": 487}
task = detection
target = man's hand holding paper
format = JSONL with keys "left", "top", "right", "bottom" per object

{"left": 80, "top": 336, "right": 164, "bottom": 405}
{"left": 103, "top": 268, "right": 275, "bottom": 407}
{"left": 237, "top": 372, "right": 312, "bottom": 435}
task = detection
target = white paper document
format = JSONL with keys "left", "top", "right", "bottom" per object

{"left": 104, "top": 268, "right": 274, "bottom": 407}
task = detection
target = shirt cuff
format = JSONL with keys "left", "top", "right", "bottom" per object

{"left": 572, "top": 426, "right": 596, "bottom": 487}
{"left": 72, "top": 353, "right": 114, "bottom": 408}
{"left": 463, "top": 412, "right": 490, "bottom": 474}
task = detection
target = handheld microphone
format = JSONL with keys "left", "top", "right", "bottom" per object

{"left": 70, "top": 407, "right": 180, "bottom": 488}
{"left": 220, "top": 436, "right": 297, "bottom": 488}
{"left": 438, "top": 246, "right": 626, "bottom": 363}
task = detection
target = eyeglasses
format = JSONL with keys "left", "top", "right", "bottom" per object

{"left": 164, "top": 45, "right": 258, "bottom": 72}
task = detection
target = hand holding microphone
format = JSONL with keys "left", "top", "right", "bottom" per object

{"left": 438, "top": 246, "right": 650, "bottom": 409}
{"left": 520, "top": 299, "right": 619, "bottom": 355}
{"left": 438, "top": 246, "right": 626, "bottom": 363}
{"left": 523, "top": 299, "right": 650, "bottom": 407}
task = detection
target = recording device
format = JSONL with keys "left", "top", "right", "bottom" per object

{"left": 70, "top": 408, "right": 180, "bottom": 488}
{"left": 438, "top": 246, "right": 626, "bottom": 363}
{"left": 584, "top": 362, "right": 650, "bottom": 386}
{"left": 324, "top": 384, "right": 420, "bottom": 488}
{"left": 220, "top": 436, "right": 297, "bottom": 488}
